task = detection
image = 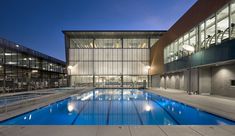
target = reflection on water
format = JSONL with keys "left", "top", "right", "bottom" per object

{"left": 70, "top": 89, "right": 146, "bottom": 102}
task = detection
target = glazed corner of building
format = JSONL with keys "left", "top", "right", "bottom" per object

{"left": 150, "top": 0, "right": 235, "bottom": 97}
{"left": 0, "top": 37, "right": 67, "bottom": 92}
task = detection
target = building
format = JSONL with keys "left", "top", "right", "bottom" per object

{"left": 150, "top": 0, "right": 235, "bottom": 97}
{"left": 0, "top": 38, "right": 67, "bottom": 93}
{"left": 63, "top": 31, "right": 165, "bottom": 88}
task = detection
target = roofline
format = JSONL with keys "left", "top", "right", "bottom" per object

{"left": 0, "top": 37, "right": 66, "bottom": 65}
{"left": 62, "top": 30, "right": 167, "bottom": 34}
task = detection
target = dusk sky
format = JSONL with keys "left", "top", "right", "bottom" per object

{"left": 0, "top": 0, "right": 197, "bottom": 61}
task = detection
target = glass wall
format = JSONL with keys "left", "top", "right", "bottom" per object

{"left": 164, "top": 1, "right": 235, "bottom": 64}
{"left": 68, "top": 37, "right": 154, "bottom": 88}
{"left": 0, "top": 39, "right": 67, "bottom": 93}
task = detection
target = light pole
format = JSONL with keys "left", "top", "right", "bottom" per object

{"left": 67, "top": 65, "right": 72, "bottom": 87}
{"left": 182, "top": 44, "right": 195, "bottom": 95}
{"left": 146, "top": 66, "right": 151, "bottom": 88}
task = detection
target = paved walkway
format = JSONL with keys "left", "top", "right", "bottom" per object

{"left": 0, "top": 126, "right": 235, "bottom": 136}
{"left": 148, "top": 88, "right": 235, "bottom": 121}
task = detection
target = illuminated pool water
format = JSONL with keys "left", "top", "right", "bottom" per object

{"left": 1, "top": 89, "right": 235, "bottom": 125}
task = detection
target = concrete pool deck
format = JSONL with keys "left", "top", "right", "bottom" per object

{"left": 0, "top": 125, "right": 235, "bottom": 136}
{"left": 148, "top": 88, "right": 235, "bottom": 121}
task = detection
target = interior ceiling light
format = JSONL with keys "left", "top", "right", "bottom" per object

{"left": 182, "top": 44, "right": 195, "bottom": 52}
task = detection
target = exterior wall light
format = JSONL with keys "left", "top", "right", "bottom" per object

{"left": 146, "top": 66, "right": 151, "bottom": 70}
{"left": 67, "top": 65, "right": 73, "bottom": 69}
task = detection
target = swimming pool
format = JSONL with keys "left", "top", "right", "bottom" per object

{"left": 0, "top": 89, "right": 235, "bottom": 125}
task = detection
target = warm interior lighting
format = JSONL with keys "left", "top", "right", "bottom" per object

{"left": 90, "top": 42, "right": 93, "bottom": 48}
{"left": 4, "top": 53, "right": 11, "bottom": 56}
{"left": 32, "top": 70, "right": 38, "bottom": 73}
{"left": 182, "top": 45, "right": 195, "bottom": 52}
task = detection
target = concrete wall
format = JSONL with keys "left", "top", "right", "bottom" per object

{"left": 161, "top": 63, "right": 235, "bottom": 98}
{"left": 179, "top": 74, "right": 184, "bottom": 90}
{"left": 199, "top": 67, "right": 212, "bottom": 94}
{"left": 160, "top": 76, "right": 165, "bottom": 88}
{"left": 191, "top": 68, "right": 199, "bottom": 93}
{"left": 160, "top": 72, "right": 185, "bottom": 91}
{"left": 212, "top": 64, "right": 235, "bottom": 97}
{"left": 151, "top": 75, "right": 161, "bottom": 88}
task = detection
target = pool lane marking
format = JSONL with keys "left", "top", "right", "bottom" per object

{"left": 151, "top": 98, "right": 180, "bottom": 125}
{"left": 71, "top": 101, "right": 89, "bottom": 125}
{"left": 106, "top": 100, "right": 112, "bottom": 125}
{"left": 131, "top": 99, "right": 144, "bottom": 125}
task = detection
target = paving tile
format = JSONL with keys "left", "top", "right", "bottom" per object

{"left": 190, "top": 126, "right": 235, "bottom": 136}
{"left": 220, "top": 126, "right": 235, "bottom": 134}
{"left": 0, "top": 126, "right": 24, "bottom": 136}
{"left": 130, "top": 126, "right": 167, "bottom": 136}
{"left": 97, "top": 126, "right": 131, "bottom": 136}
{"left": 148, "top": 88, "right": 235, "bottom": 121}
{"left": 160, "top": 126, "right": 202, "bottom": 136}
{"left": 57, "top": 126, "right": 98, "bottom": 136}
{"left": 0, "top": 126, "right": 98, "bottom": 136}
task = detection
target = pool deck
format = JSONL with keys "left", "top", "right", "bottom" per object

{"left": 0, "top": 125, "right": 235, "bottom": 136}
{"left": 148, "top": 88, "right": 235, "bottom": 121}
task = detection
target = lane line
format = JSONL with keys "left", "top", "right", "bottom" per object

{"left": 106, "top": 101, "right": 112, "bottom": 125}
{"left": 131, "top": 99, "right": 144, "bottom": 125}
{"left": 71, "top": 101, "right": 89, "bottom": 125}
{"left": 151, "top": 98, "right": 180, "bottom": 125}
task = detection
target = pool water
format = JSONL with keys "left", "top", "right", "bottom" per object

{"left": 0, "top": 89, "right": 235, "bottom": 125}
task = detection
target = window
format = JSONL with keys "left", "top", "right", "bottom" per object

{"left": 206, "top": 16, "right": 216, "bottom": 47}
{"left": 189, "top": 28, "right": 197, "bottom": 51}
{"left": 199, "top": 22, "right": 205, "bottom": 50}
{"left": 217, "top": 6, "right": 229, "bottom": 43}
{"left": 164, "top": 0, "right": 235, "bottom": 64}
{"left": 231, "top": 80, "right": 235, "bottom": 87}
{"left": 123, "top": 39, "right": 148, "bottom": 48}
{"left": 0, "top": 47, "right": 4, "bottom": 64}
{"left": 150, "top": 38, "right": 158, "bottom": 47}
{"left": 231, "top": 1, "right": 235, "bottom": 39}
{"left": 70, "top": 39, "right": 93, "bottom": 48}
{"left": 95, "top": 39, "right": 121, "bottom": 48}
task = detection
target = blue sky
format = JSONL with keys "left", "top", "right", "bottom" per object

{"left": 0, "top": 0, "right": 197, "bottom": 61}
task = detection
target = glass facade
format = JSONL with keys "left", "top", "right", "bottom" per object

{"left": 66, "top": 32, "right": 161, "bottom": 88}
{"left": 0, "top": 38, "right": 67, "bottom": 93}
{"left": 164, "top": 1, "right": 235, "bottom": 64}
